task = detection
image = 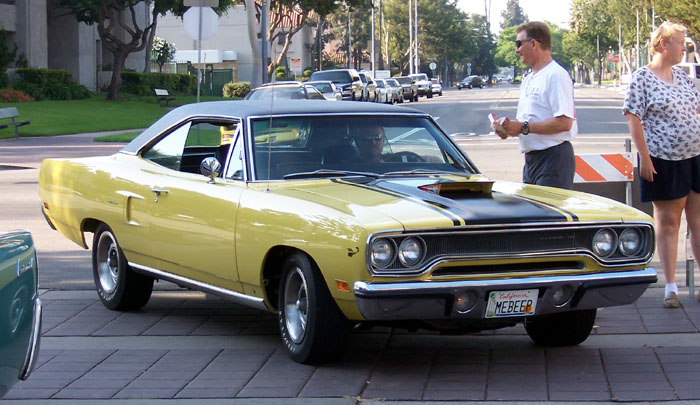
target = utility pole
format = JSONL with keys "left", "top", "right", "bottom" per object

{"left": 348, "top": 8, "right": 352, "bottom": 69}
{"left": 261, "top": 0, "right": 268, "bottom": 83}
{"left": 414, "top": 0, "right": 418, "bottom": 73}
{"left": 371, "top": 0, "right": 375, "bottom": 77}
{"left": 408, "top": 0, "right": 413, "bottom": 74}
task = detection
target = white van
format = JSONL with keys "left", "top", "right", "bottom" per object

{"left": 677, "top": 63, "right": 700, "bottom": 92}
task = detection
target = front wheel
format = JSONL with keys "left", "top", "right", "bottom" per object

{"left": 92, "top": 225, "right": 153, "bottom": 310}
{"left": 525, "top": 309, "right": 596, "bottom": 346}
{"left": 278, "top": 252, "right": 349, "bottom": 364}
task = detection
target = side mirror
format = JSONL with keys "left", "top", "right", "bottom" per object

{"left": 352, "top": 76, "right": 360, "bottom": 82}
{"left": 200, "top": 157, "right": 222, "bottom": 183}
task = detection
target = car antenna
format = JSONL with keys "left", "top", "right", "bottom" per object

{"left": 266, "top": 79, "right": 275, "bottom": 192}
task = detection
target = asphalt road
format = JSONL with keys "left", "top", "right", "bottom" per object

{"left": 1, "top": 86, "right": 699, "bottom": 403}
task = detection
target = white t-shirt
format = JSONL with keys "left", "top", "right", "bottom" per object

{"left": 516, "top": 60, "right": 577, "bottom": 153}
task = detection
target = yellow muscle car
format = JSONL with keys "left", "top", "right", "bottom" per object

{"left": 39, "top": 100, "right": 656, "bottom": 364}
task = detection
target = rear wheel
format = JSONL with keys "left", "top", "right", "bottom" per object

{"left": 92, "top": 225, "right": 153, "bottom": 310}
{"left": 278, "top": 252, "right": 349, "bottom": 364}
{"left": 525, "top": 309, "right": 596, "bottom": 346}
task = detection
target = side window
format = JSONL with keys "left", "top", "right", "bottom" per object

{"left": 224, "top": 133, "right": 244, "bottom": 180}
{"left": 142, "top": 120, "right": 240, "bottom": 175}
{"left": 142, "top": 122, "right": 192, "bottom": 171}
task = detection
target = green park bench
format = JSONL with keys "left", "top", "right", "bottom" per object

{"left": 154, "top": 88, "right": 176, "bottom": 106}
{"left": 0, "top": 107, "right": 31, "bottom": 139}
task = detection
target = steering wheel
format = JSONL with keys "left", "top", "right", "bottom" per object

{"left": 385, "top": 151, "right": 426, "bottom": 163}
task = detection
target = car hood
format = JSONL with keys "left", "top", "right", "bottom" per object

{"left": 275, "top": 174, "right": 650, "bottom": 230}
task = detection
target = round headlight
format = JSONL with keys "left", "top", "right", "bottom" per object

{"left": 370, "top": 238, "right": 395, "bottom": 268}
{"left": 619, "top": 228, "right": 642, "bottom": 256}
{"left": 398, "top": 237, "right": 424, "bottom": 267}
{"left": 592, "top": 228, "right": 617, "bottom": 257}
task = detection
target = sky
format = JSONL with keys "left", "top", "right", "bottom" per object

{"left": 457, "top": 0, "right": 573, "bottom": 34}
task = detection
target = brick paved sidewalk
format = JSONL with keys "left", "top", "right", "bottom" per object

{"left": 3, "top": 286, "right": 700, "bottom": 403}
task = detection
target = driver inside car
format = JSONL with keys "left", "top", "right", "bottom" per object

{"left": 352, "top": 125, "right": 387, "bottom": 163}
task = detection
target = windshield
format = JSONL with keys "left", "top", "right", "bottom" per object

{"left": 411, "top": 74, "right": 428, "bottom": 81}
{"left": 250, "top": 115, "right": 475, "bottom": 180}
{"left": 395, "top": 77, "right": 410, "bottom": 84}
{"left": 246, "top": 87, "right": 306, "bottom": 100}
{"left": 310, "top": 71, "right": 352, "bottom": 84}
{"left": 310, "top": 83, "right": 332, "bottom": 93}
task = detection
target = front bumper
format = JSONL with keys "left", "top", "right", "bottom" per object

{"left": 353, "top": 268, "right": 657, "bottom": 321}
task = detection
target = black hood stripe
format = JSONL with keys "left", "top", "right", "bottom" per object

{"left": 515, "top": 194, "right": 579, "bottom": 221}
{"left": 371, "top": 180, "right": 571, "bottom": 224}
{"left": 331, "top": 178, "right": 462, "bottom": 226}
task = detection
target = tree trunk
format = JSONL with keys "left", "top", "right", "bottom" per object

{"left": 245, "top": 0, "right": 262, "bottom": 88}
{"left": 108, "top": 51, "right": 128, "bottom": 101}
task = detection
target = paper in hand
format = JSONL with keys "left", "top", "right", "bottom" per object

{"left": 488, "top": 113, "right": 509, "bottom": 139}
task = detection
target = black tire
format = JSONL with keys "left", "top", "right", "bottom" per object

{"left": 92, "top": 224, "right": 153, "bottom": 310}
{"left": 525, "top": 309, "right": 596, "bottom": 346}
{"left": 413, "top": 94, "right": 419, "bottom": 102}
{"left": 278, "top": 252, "right": 349, "bottom": 364}
{"left": 427, "top": 92, "right": 433, "bottom": 99}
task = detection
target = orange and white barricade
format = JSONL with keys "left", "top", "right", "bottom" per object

{"left": 574, "top": 152, "right": 634, "bottom": 183}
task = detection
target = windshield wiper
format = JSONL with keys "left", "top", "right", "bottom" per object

{"left": 382, "top": 169, "right": 473, "bottom": 178}
{"left": 283, "top": 169, "right": 381, "bottom": 180}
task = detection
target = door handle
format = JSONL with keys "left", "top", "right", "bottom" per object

{"left": 151, "top": 188, "right": 169, "bottom": 202}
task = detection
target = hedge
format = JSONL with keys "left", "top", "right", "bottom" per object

{"left": 222, "top": 81, "right": 250, "bottom": 98}
{"left": 120, "top": 72, "right": 196, "bottom": 96}
{"left": 13, "top": 68, "right": 90, "bottom": 100}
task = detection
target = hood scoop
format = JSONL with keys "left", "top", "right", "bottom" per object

{"left": 418, "top": 178, "right": 494, "bottom": 197}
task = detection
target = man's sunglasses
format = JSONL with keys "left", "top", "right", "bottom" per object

{"left": 515, "top": 38, "right": 539, "bottom": 48}
{"left": 357, "top": 134, "right": 383, "bottom": 141}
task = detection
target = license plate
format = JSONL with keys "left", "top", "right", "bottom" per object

{"left": 485, "top": 289, "right": 538, "bottom": 318}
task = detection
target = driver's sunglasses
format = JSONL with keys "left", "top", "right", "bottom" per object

{"left": 358, "top": 134, "right": 383, "bottom": 141}
{"left": 515, "top": 38, "right": 539, "bottom": 48}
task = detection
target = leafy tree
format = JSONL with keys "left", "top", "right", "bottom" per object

{"left": 570, "top": 0, "right": 617, "bottom": 84}
{"left": 57, "top": 0, "right": 236, "bottom": 100}
{"left": 500, "top": 0, "right": 528, "bottom": 30}
{"left": 494, "top": 26, "right": 521, "bottom": 70}
{"left": 151, "top": 36, "right": 176, "bottom": 73}
{"left": 0, "top": 29, "right": 18, "bottom": 88}
{"left": 469, "top": 14, "right": 497, "bottom": 80}
{"left": 383, "top": 0, "right": 476, "bottom": 78}
{"left": 653, "top": 0, "right": 699, "bottom": 38}
{"left": 417, "top": 0, "right": 475, "bottom": 81}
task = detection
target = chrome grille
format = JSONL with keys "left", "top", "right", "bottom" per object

{"left": 370, "top": 223, "right": 654, "bottom": 275}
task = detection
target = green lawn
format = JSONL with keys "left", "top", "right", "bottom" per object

{"left": 0, "top": 94, "right": 229, "bottom": 140}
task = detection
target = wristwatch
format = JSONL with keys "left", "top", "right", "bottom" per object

{"left": 521, "top": 121, "right": 529, "bottom": 135}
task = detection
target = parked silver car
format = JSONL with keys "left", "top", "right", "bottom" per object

{"left": 373, "top": 79, "right": 395, "bottom": 104}
{"left": 305, "top": 80, "right": 343, "bottom": 101}
{"left": 245, "top": 83, "right": 326, "bottom": 100}
{"left": 430, "top": 78, "right": 443, "bottom": 96}
{"left": 357, "top": 71, "right": 378, "bottom": 102}
{"left": 383, "top": 78, "right": 403, "bottom": 104}
{"left": 409, "top": 73, "right": 433, "bottom": 98}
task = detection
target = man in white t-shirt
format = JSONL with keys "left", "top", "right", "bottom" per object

{"left": 491, "top": 21, "right": 577, "bottom": 189}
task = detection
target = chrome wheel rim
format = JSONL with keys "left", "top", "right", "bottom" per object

{"left": 96, "top": 232, "right": 119, "bottom": 294}
{"left": 283, "top": 267, "right": 308, "bottom": 344}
